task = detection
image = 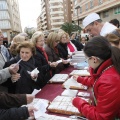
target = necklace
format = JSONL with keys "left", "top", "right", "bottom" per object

{"left": 92, "top": 65, "right": 113, "bottom": 105}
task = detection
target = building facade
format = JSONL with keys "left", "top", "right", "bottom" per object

{"left": 0, "top": 0, "right": 22, "bottom": 42}
{"left": 37, "top": 0, "right": 73, "bottom": 32}
{"left": 72, "top": 0, "right": 120, "bottom": 28}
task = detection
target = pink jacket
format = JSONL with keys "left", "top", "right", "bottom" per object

{"left": 73, "top": 59, "right": 120, "bottom": 120}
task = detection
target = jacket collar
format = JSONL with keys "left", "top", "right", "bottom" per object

{"left": 90, "top": 58, "right": 113, "bottom": 79}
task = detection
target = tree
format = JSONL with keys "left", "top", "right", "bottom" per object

{"left": 24, "top": 27, "right": 36, "bottom": 39}
{"left": 60, "top": 22, "right": 82, "bottom": 35}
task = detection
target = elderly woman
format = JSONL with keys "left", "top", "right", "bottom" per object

{"left": 31, "top": 31, "right": 57, "bottom": 80}
{"left": 9, "top": 35, "right": 26, "bottom": 58}
{"left": 57, "top": 32, "right": 69, "bottom": 60}
{"left": 3, "top": 41, "right": 46, "bottom": 94}
{"left": 44, "top": 32, "right": 68, "bottom": 74}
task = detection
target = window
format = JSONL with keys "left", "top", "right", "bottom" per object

{"left": 3, "top": 32, "right": 7, "bottom": 37}
{"left": 103, "top": 11, "right": 109, "bottom": 18}
{"left": 85, "top": 3, "right": 88, "bottom": 11}
{"left": 74, "top": 0, "right": 77, "bottom": 5}
{"left": 114, "top": 7, "right": 120, "bottom": 14}
{"left": 90, "top": 0, "right": 94, "bottom": 8}
{"left": 80, "top": 7, "right": 82, "bottom": 13}
{"left": 98, "top": 0, "right": 103, "bottom": 4}
{"left": 74, "top": 9, "right": 77, "bottom": 16}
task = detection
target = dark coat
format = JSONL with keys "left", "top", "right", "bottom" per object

{"left": 71, "top": 39, "right": 84, "bottom": 51}
{"left": 3, "top": 56, "right": 47, "bottom": 94}
{"left": 57, "top": 43, "right": 68, "bottom": 60}
{"left": 0, "top": 106, "right": 29, "bottom": 120}
{"left": 44, "top": 45, "right": 64, "bottom": 75}
{"left": 0, "top": 92, "right": 26, "bottom": 109}
{"left": 34, "top": 47, "right": 52, "bottom": 82}
{"left": 0, "top": 92, "right": 29, "bottom": 120}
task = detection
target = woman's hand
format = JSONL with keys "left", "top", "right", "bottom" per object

{"left": 50, "top": 62, "right": 58, "bottom": 67}
{"left": 31, "top": 73, "right": 38, "bottom": 81}
{"left": 28, "top": 106, "right": 37, "bottom": 118}
{"left": 73, "top": 75, "right": 79, "bottom": 81}
{"left": 11, "top": 73, "right": 20, "bottom": 82}
{"left": 26, "top": 94, "right": 35, "bottom": 104}
{"left": 62, "top": 59, "right": 69, "bottom": 64}
{"left": 9, "top": 64, "right": 19, "bottom": 74}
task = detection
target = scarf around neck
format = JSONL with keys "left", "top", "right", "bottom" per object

{"left": 36, "top": 46, "right": 48, "bottom": 62}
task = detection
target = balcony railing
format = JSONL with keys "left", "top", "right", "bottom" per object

{"left": 50, "top": 11, "right": 64, "bottom": 15}
{"left": 51, "top": 21, "right": 64, "bottom": 25}
{"left": 49, "top": 0, "right": 63, "bottom": 4}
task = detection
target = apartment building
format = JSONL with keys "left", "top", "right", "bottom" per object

{"left": 37, "top": 0, "right": 72, "bottom": 32}
{"left": 72, "top": 0, "right": 120, "bottom": 28}
{"left": 37, "top": 0, "right": 48, "bottom": 31}
{"left": 0, "top": 0, "right": 22, "bottom": 42}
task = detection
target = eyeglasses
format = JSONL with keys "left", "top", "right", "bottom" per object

{"left": 85, "top": 56, "right": 101, "bottom": 63}
{"left": 85, "top": 57, "right": 91, "bottom": 63}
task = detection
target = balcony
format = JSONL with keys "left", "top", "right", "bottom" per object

{"left": 41, "top": 7, "right": 46, "bottom": 13}
{"left": 41, "top": 1, "right": 45, "bottom": 8}
{"left": 51, "top": 27, "right": 60, "bottom": 31}
{"left": 41, "top": 11, "right": 46, "bottom": 17}
{"left": 51, "top": 16, "right": 64, "bottom": 20}
{"left": 42, "top": 25, "right": 47, "bottom": 30}
{"left": 50, "top": 4, "right": 63, "bottom": 9}
{"left": 50, "top": 11, "right": 64, "bottom": 15}
{"left": 42, "top": 15, "right": 47, "bottom": 21}
{"left": 51, "top": 21, "right": 64, "bottom": 26}
{"left": 49, "top": 0, "right": 63, "bottom": 4}
{"left": 42, "top": 21, "right": 47, "bottom": 26}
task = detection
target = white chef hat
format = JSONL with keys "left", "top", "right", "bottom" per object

{"left": 82, "top": 13, "right": 100, "bottom": 28}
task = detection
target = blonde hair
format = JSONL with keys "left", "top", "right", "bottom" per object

{"left": 13, "top": 35, "right": 25, "bottom": 44}
{"left": 31, "top": 31, "right": 44, "bottom": 46}
{"left": 46, "top": 32, "right": 59, "bottom": 49}
{"left": 106, "top": 29, "right": 120, "bottom": 46}
{"left": 58, "top": 31, "right": 67, "bottom": 41}
{"left": 17, "top": 41, "right": 36, "bottom": 55}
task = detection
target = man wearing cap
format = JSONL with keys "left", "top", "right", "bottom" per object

{"left": 83, "top": 13, "right": 117, "bottom": 37}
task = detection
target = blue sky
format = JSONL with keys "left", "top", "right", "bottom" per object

{"left": 18, "top": 0, "right": 41, "bottom": 30}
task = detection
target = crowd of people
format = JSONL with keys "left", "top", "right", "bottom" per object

{"left": 0, "top": 12, "right": 120, "bottom": 119}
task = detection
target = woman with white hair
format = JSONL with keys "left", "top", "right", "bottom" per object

{"left": 31, "top": 31, "right": 58, "bottom": 80}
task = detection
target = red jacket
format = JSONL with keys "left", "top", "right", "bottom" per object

{"left": 72, "top": 59, "right": 120, "bottom": 120}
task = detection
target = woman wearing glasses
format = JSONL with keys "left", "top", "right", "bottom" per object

{"left": 31, "top": 31, "right": 58, "bottom": 82}
{"left": 73, "top": 36, "right": 120, "bottom": 120}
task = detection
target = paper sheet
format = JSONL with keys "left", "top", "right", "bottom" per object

{"left": 61, "top": 89, "right": 78, "bottom": 97}
{"left": 32, "top": 89, "right": 41, "bottom": 96}
{"left": 56, "top": 59, "right": 62, "bottom": 64}
{"left": 31, "top": 68, "right": 39, "bottom": 75}
{"left": 33, "top": 100, "right": 48, "bottom": 119}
